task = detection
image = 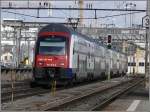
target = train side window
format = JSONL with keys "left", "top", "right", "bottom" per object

{"left": 88, "top": 52, "right": 90, "bottom": 58}
{"left": 131, "top": 62, "right": 136, "bottom": 66}
{"left": 128, "top": 63, "right": 131, "bottom": 66}
{"left": 77, "top": 55, "right": 79, "bottom": 70}
{"left": 73, "top": 48, "right": 75, "bottom": 55}
{"left": 132, "top": 63, "right": 136, "bottom": 66}
{"left": 139, "top": 62, "right": 144, "bottom": 66}
{"left": 128, "top": 62, "right": 136, "bottom": 66}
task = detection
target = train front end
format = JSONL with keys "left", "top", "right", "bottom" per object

{"left": 33, "top": 25, "right": 73, "bottom": 85}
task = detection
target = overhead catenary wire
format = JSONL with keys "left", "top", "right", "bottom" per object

{"left": 1, "top": 0, "right": 146, "bottom": 1}
{"left": 97, "top": 11, "right": 144, "bottom": 19}
{"left": 2, "top": 10, "right": 65, "bottom": 19}
{"left": 63, "top": 11, "right": 145, "bottom": 19}
{"left": 2, "top": 10, "right": 144, "bottom": 20}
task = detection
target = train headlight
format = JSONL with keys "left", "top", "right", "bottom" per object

{"left": 38, "top": 61, "right": 44, "bottom": 66}
{"left": 60, "top": 63, "right": 64, "bottom": 66}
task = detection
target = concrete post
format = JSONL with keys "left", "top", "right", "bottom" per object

{"left": 13, "top": 27, "right": 17, "bottom": 67}
{"left": 0, "top": 1, "right": 2, "bottom": 102}
{"left": 18, "top": 28, "right": 21, "bottom": 67}
{"left": 145, "top": 26, "right": 148, "bottom": 86}
{"left": 16, "top": 29, "right": 21, "bottom": 67}
{"left": 0, "top": 2, "right": 1, "bottom": 61}
{"left": 146, "top": 0, "right": 150, "bottom": 103}
{"left": 27, "top": 38, "right": 30, "bottom": 65}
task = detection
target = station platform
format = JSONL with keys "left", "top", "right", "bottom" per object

{"left": 103, "top": 82, "right": 149, "bottom": 111}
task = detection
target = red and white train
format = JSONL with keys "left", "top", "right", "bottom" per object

{"left": 32, "top": 23, "right": 127, "bottom": 85}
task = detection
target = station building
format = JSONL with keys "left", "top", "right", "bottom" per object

{"left": 127, "top": 47, "right": 147, "bottom": 76}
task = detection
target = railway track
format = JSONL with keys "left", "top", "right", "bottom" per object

{"left": 2, "top": 77, "right": 143, "bottom": 111}
{"left": 2, "top": 81, "right": 29, "bottom": 88}
{"left": 1, "top": 87, "right": 50, "bottom": 103}
{"left": 91, "top": 78, "right": 144, "bottom": 111}
{"left": 1, "top": 77, "right": 107, "bottom": 103}
{"left": 2, "top": 80, "right": 55, "bottom": 102}
{"left": 46, "top": 78, "right": 144, "bottom": 111}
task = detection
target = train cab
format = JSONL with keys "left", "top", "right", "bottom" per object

{"left": 33, "top": 29, "right": 73, "bottom": 84}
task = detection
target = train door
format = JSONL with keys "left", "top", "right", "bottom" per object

{"left": 105, "top": 49, "right": 111, "bottom": 77}
{"left": 87, "top": 52, "right": 91, "bottom": 72}
{"left": 100, "top": 47, "right": 105, "bottom": 72}
{"left": 117, "top": 53, "right": 120, "bottom": 73}
{"left": 72, "top": 39, "right": 78, "bottom": 70}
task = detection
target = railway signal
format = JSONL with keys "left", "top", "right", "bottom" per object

{"left": 107, "top": 35, "right": 112, "bottom": 49}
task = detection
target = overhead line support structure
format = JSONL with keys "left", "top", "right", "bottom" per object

{"left": 1, "top": 7, "right": 146, "bottom": 12}
{"left": 0, "top": 0, "right": 147, "bottom": 1}
{"left": 78, "top": 0, "right": 84, "bottom": 25}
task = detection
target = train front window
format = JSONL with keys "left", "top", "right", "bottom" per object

{"left": 38, "top": 36, "right": 67, "bottom": 55}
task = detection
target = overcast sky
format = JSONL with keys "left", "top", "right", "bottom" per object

{"left": 1, "top": 0, "right": 146, "bottom": 27}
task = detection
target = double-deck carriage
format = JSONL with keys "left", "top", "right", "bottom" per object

{"left": 32, "top": 23, "right": 127, "bottom": 86}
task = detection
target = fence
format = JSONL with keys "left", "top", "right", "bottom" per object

{"left": 1, "top": 68, "right": 33, "bottom": 82}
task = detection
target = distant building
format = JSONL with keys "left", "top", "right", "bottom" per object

{"left": 127, "top": 48, "right": 147, "bottom": 76}
{"left": 1, "top": 52, "right": 15, "bottom": 67}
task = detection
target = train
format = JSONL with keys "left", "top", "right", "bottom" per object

{"left": 32, "top": 23, "right": 128, "bottom": 86}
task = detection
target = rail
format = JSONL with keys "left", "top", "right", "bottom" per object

{"left": 91, "top": 78, "right": 144, "bottom": 111}
{"left": 2, "top": 77, "right": 142, "bottom": 111}
{"left": 45, "top": 78, "right": 144, "bottom": 111}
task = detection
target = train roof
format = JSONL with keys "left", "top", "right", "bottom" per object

{"left": 39, "top": 23, "right": 72, "bottom": 34}
{"left": 39, "top": 23, "right": 126, "bottom": 55}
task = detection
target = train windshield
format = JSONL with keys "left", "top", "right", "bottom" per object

{"left": 38, "top": 36, "right": 67, "bottom": 55}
